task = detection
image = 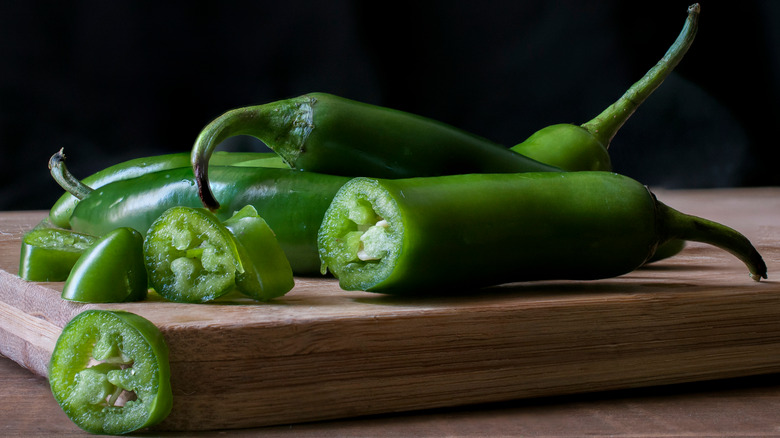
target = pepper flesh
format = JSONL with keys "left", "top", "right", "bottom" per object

{"left": 144, "top": 206, "right": 244, "bottom": 303}
{"left": 318, "top": 172, "right": 766, "bottom": 293}
{"left": 18, "top": 228, "right": 98, "bottom": 282}
{"left": 191, "top": 92, "right": 560, "bottom": 210}
{"left": 48, "top": 310, "right": 172, "bottom": 435}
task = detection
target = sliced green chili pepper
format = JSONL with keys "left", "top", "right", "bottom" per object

{"left": 510, "top": 4, "right": 700, "bottom": 171}
{"left": 144, "top": 206, "right": 244, "bottom": 303}
{"left": 223, "top": 205, "right": 295, "bottom": 301}
{"left": 18, "top": 228, "right": 98, "bottom": 282}
{"left": 318, "top": 172, "right": 766, "bottom": 293}
{"left": 49, "top": 310, "right": 172, "bottom": 435}
{"left": 49, "top": 149, "right": 285, "bottom": 228}
{"left": 190, "top": 92, "right": 561, "bottom": 210}
{"left": 61, "top": 227, "right": 148, "bottom": 303}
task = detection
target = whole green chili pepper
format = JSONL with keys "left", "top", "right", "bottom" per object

{"left": 18, "top": 228, "right": 98, "bottom": 282}
{"left": 510, "top": 4, "right": 700, "bottom": 171}
{"left": 190, "top": 92, "right": 560, "bottom": 210}
{"left": 49, "top": 309, "right": 172, "bottom": 435}
{"left": 61, "top": 227, "right": 148, "bottom": 303}
{"left": 317, "top": 172, "right": 766, "bottom": 293}
{"left": 50, "top": 153, "right": 349, "bottom": 275}
{"left": 48, "top": 149, "right": 286, "bottom": 229}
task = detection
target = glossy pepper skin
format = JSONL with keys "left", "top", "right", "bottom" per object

{"left": 61, "top": 227, "right": 148, "bottom": 303}
{"left": 190, "top": 92, "right": 560, "bottom": 210}
{"left": 510, "top": 4, "right": 700, "bottom": 171}
{"left": 49, "top": 149, "right": 285, "bottom": 229}
{"left": 18, "top": 228, "right": 98, "bottom": 281}
{"left": 222, "top": 205, "right": 295, "bottom": 301}
{"left": 49, "top": 310, "right": 172, "bottom": 435}
{"left": 67, "top": 166, "right": 349, "bottom": 276}
{"left": 317, "top": 172, "right": 766, "bottom": 293}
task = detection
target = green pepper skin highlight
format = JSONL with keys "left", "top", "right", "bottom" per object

{"left": 511, "top": 4, "right": 700, "bottom": 171}
{"left": 18, "top": 228, "right": 98, "bottom": 282}
{"left": 49, "top": 310, "right": 172, "bottom": 435}
{"left": 61, "top": 227, "right": 148, "bottom": 303}
{"left": 318, "top": 172, "right": 766, "bottom": 293}
{"left": 191, "top": 92, "right": 560, "bottom": 210}
{"left": 70, "top": 166, "right": 350, "bottom": 275}
{"left": 49, "top": 150, "right": 284, "bottom": 229}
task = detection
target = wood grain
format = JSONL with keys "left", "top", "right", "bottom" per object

{"left": 0, "top": 187, "right": 778, "bottom": 431}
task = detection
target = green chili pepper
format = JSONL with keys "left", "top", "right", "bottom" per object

{"left": 144, "top": 205, "right": 294, "bottom": 302}
{"left": 18, "top": 228, "right": 98, "bottom": 282}
{"left": 510, "top": 4, "right": 700, "bottom": 171}
{"left": 48, "top": 149, "right": 285, "bottom": 229}
{"left": 317, "top": 172, "right": 766, "bottom": 293}
{"left": 190, "top": 93, "right": 561, "bottom": 210}
{"left": 61, "top": 227, "right": 148, "bottom": 303}
{"left": 49, "top": 309, "right": 172, "bottom": 435}
{"left": 54, "top": 160, "right": 349, "bottom": 275}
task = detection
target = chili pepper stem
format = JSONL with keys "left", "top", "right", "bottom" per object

{"left": 656, "top": 201, "right": 768, "bottom": 281}
{"left": 49, "top": 149, "right": 94, "bottom": 200}
{"left": 581, "top": 4, "right": 700, "bottom": 148}
{"left": 192, "top": 99, "right": 313, "bottom": 210}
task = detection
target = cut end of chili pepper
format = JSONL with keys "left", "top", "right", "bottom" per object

{"left": 318, "top": 178, "right": 403, "bottom": 291}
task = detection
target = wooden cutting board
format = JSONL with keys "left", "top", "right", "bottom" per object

{"left": 1, "top": 188, "right": 779, "bottom": 431}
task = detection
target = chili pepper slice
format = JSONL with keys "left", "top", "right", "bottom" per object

{"left": 61, "top": 227, "right": 148, "bottom": 303}
{"left": 49, "top": 310, "right": 172, "bottom": 435}
{"left": 223, "top": 205, "right": 295, "bottom": 301}
{"left": 144, "top": 206, "right": 244, "bottom": 303}
{"left": 318, "top": 172, "right": 766, "bottom": 293}
{"left": 48, "top": 149, "right": 285, "bottom": 229}
{"left": 18, "top": 228, "right": 98, "bottom": 282}
{"left": 510, "top": 4, "right": 700, "bottom": 171}
{"left": 190, "top": 92, "right": 561, "bottom": 210}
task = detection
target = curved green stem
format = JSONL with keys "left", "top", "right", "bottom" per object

{"left": 192, "top": 99, "right": 313, "bottom": 211}
{"left": 582, "top": 3, "right": 700, "bottom": 148}
{"left": 49, "top": 148, "right": 94, "bottom": 200}
{"left": 657, "top": 201, "right": 767, "bottom": 281}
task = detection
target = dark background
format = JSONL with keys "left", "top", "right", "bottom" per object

{"left": 1, "top": 1, "right": 778, "bottom": 211}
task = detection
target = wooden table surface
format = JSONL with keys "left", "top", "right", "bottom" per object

{"left": 2, "top": 352, "right": 780, "bottom": 437}
{"left": 2, "top": 187, "right": 780, "bottom": 436}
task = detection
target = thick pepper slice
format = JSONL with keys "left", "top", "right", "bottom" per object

{"left": 223, "top": 205, "right": 295, "bottom": 301}
{"left": 61, "top": 227, "right": 148, "bottom": 303}
{"left": 18, "top": 228, "right": 98, "bottom": 281}
{"left": 144, "top": 206, "right": 244, "bottom": 303}
{"left": 317, "top": 172, "right": 766, "bottom": 293}
{"left": 49, "top": 310, "right": 172, "bottom": 435}
{"left": 143, "top": 206, "right": 294, "bottom": 302}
